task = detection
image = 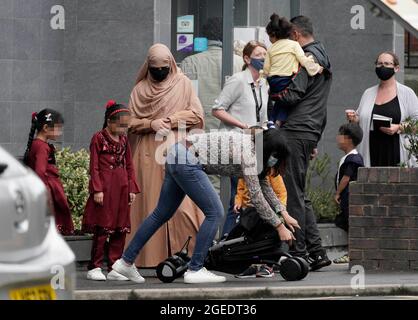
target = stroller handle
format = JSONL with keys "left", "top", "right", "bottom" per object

{"left": 209, "top": 237, "right": 246, "bottom": 251}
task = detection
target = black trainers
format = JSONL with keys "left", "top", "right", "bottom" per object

{"left": 256, "top": 265, "right": 274, "bottom": 278}
{"left": 235, "top": 265, "right": 258, "bottom": 278}
{"left": 307, "top": 251, "right": 332, "bottom": 271}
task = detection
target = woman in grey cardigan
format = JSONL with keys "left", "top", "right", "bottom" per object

{"left": 347, "top": 52, "right": 418, "bottom": 167}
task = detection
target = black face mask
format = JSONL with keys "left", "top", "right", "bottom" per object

{"left": 375, "top": 66, "right": 395, "bottom": 81}
{"left": 149, "top": 67, "right": 170, "bottom": 82}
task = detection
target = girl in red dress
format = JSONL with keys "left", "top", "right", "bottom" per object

{"left": 82, "top": 100, "right": 141, "bottom": 281}
{"left": 24, "top": 109, "right": 75, "bottom": 235}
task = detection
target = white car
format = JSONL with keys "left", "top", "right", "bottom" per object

{"left": 0, "top": 146, "right": 75, "bottom": 300}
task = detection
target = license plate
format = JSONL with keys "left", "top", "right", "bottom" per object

{"left": 9, "top": 284, "right": 56, "bottom": 300}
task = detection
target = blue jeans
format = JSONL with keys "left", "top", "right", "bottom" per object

{"left": 221, "top": 176, "right": 239, "bottom": 237}
{"left": 267, "top": 75, "right": 292, "bottom": 122}
{"left": 122, "top": 143, "right": 224, "bottom": 271}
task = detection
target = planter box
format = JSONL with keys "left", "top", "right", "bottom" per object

{"left": 349, "top": 167, "right": 418, "bottom": 271}
{"left": 64, "top": 235, "right": 93, "bottom": 262}
{"left": 318, "top": 223, "right": 348, "bottom": 248}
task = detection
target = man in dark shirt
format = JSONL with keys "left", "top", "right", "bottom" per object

{"left": 273, "top": 16, "right": 332, "bottom": 270}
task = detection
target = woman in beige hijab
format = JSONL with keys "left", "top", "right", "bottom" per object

{"left": 127, "top": 44, "right": 205, "bottom": 267}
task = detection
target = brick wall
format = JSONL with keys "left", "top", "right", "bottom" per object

{"left": 349, "top": 167, "right": 418, "bottom": 271}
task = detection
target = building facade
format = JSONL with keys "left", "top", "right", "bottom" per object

{"left": 0, "top": 0, "right": 404, "bottom": 170}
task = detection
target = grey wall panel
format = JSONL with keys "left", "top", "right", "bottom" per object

{"left": 0, "top": 102, "right": 12, "bottom": 143}
{"left": 0, "top": 61, "right": 13, "bottom": 100}
{"left": 0, "top": 19, "right": 13, "bottom": 59}
{"left": 0, "top": 0, "right": 154, "bottom": 155}
{"left": 13, "top": 19, "right": 41, "bottom": 60}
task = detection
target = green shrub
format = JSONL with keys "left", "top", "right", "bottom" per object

{"left": 56, "top": 147, "right": 90, "bottom": 232}
{"left": 402, "top": 117, "right": 418, "bottom": 167}
{"left": 306, "top": 153, "right": 340, "bottom": 222}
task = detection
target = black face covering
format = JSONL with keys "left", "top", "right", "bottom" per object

{"left": 375, "top": 66, "right": 395, "bottom": 81}
{"left": 149, "top": 67, "right": 170, "bottom": 82}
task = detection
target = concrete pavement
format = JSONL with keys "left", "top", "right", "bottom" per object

{"left": 75, "top": 262, "right": 418, "bottom": 300}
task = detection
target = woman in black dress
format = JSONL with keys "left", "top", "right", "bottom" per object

{"left": 369, "top": 96, "right": 401, "bottom": 166}
{"left": 347, "top": 51, "right": 418, "bottom": 167}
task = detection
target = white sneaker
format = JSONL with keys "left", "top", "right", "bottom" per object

{"left": 86, "top": 268, "right": 106, "bottom": 281}
{"left": 184, "top": 267, "right": 226, "bottom": 284}
{"left": 111, "top": 259, "right": 145, "bottom": 283}
{"left": 107, "top": 269, "right": 129, "bottom": 281}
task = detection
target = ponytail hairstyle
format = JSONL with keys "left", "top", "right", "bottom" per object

{"left": 266, "top": 13, "right": 293, "bottom": 40}
{"left": 102, "top": 100, "right": 130, "bottom": 129}
{"left": 23, "top": 109, "right": 64, "bottom": 165}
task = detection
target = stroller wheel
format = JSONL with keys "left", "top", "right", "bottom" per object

{"left": 292, "top": 257, "right": 309, "bottom": 280}
{"left": 156, "top": 261, "right": 177, "bottom": 283}
{"left": 279, "top": 258, "right": 302, "bottom": 281}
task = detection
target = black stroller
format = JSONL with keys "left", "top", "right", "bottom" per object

{"left": 156, "top": 208, "right": 309, "bottom": 283}
{"left": 204, "top": 207, "right": 310, "bottom": 281}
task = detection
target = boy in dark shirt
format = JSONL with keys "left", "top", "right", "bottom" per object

{"left": 334, "top": 123, "right": 364, "bottom": 264}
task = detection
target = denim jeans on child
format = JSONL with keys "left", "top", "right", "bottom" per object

{"left": 267, "top": 75, "right": 292, "bottom": 123}
{"left": 122, "top": 142, "right": 224, "bottom": 271}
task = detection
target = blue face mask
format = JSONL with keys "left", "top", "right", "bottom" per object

{"left": 250, "top": 58, "right": 265, "bottom": 71}
{"left": 267, "top": 155, "right": 278, "bottom": 167}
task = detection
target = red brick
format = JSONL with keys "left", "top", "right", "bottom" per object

{"left": 378, "top": 239, "right": 410, "bottom": 250}
{"left": 350, "top": 195, "right": 379, "bottom": 206}
{"left": 363, "top": 183, "right": 394, "bottom": 194}
{"left": 357, "top": 168, "right": 369, "bottom": 182}
{"left": 409, "top": 240, "right": 418, "bottom": 250}
{"left": 378, "top": 250, "right": 418, "bottom": 261}
{"left": 409, "top": 195, "right": 418, "bottom": 206}
{"left": 410, "top": 168, "right": 418, "bottom": 183}
{"left": 350, "top": 217, "right": 373, "bottom": 227}
{"left": 410, "top": 261, "right": 418, "bottom": 270}
{"left": 349, "top": 183, "right": 363, "bottom": 194}
{"left": 362, "top": 227, "right": 382, "bottom": 238}
{"left": 380, "top": 260, "right": 410, "bottom": 270}
{"left": 349, "top": 227, "right": 364, "bottom": 238}
{"left": 368, "top": 217, "right": 393, "bottom": 227}
{"left": 393, "top": 184, "right": 418, "bottom": 194}
{"left": 370, "top": 206, "right": 388, "bottom": 216}
{"left": 387, "top": 207, "right": 418, "bottom": 217}
{"left": 375, "top": 168, "right": 389, "bottom": 183}
{"left": 350, "top": 260, "right": 379, "bottom": 270}
{"left": 405, "top": 217, "right": 418, "bottom": 228}
{"left": 379, "top": 228, "right": 418, "bottom": 239}
{"left": 348, "top": 250, "right": 364, "bottom": 260}
{"left": 400, "top": 168, "right": 411, "bottom": 183}
{"left": 388, "top": 168, "right": 400, "bottom": 183}
{"left": 371, "top": 217, "right": 409, "bottom": 228}
{"left": 349, "top": 238, "right": 378, "bottom": 249}
{"left": 362, "top": 206, "right": 371, "bottom": 215}
{"left": 378, "top": 195, "right": 410, "bottom": 206}
{"left": 407, "top": 251, "right": 418, "bottom": 260}
{"left": 349, "top": 205, "right": 364, "bottom": 216}
{"left": 362, "top": 249, "right": 383, "bottom": 260}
